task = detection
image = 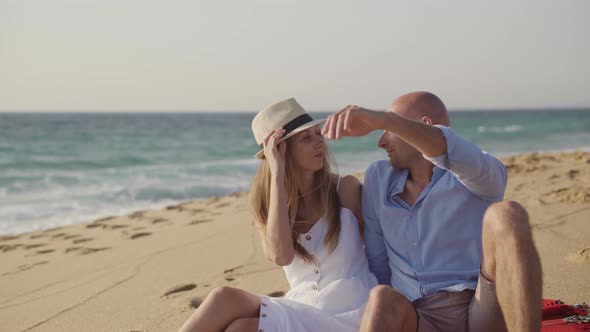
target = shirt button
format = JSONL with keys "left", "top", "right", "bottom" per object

{"left": 314, "top": 269, "right": 319, "bottom": 274}
{"left": 410, "top": 241, "right": 417, "bottom": 247}
{"left": 259, "top": 330, "right": 264, "bottom": 332}
{"left": 312, "top": 285, "right": 318, "bottom": 290}
{"left": 305, "top": 235, "right": 312, "bottom": 240}
{"left": 261, "top": 313, "right": 267, "bottom": 317}
{"left": 261, "top": 302, "right": 267, "bottom": 307}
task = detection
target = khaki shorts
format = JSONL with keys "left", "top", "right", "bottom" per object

{"left": 413, "top": 271, "right": 507, "bottom": 332}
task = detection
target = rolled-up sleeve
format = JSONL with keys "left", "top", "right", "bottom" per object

{"left": 362, "top": 164, "right": 392, "bottom": 285}
{"left": 424, "top": 125, "right": 507, "bottom": 201}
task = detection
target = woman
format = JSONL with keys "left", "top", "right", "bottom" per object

{"left": 178, "top": 98, "right": 377, "bottom": 332}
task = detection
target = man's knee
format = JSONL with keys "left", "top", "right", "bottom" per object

{"left": 366, "top": 285, "right": 414, "bottom": 317}
{"left": 484, "top": 201, "right": 532, "bottom": 240}
{"left": 363, "top": 286, "right": 417, "bottom": 331}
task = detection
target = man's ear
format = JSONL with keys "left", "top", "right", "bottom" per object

{"left": 421, "top": 116, "right": 433, "bottom": 126}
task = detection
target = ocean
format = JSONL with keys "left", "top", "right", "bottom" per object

{"left": 1, "top": 109, "right": 589, "bottom": 235}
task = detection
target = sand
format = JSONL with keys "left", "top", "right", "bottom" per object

{"left": 0, "top": 151, "right": 589, "bottom": 332}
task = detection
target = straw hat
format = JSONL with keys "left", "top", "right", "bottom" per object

{"left": 252, "top": 98, "right": 325, "bottom": 159}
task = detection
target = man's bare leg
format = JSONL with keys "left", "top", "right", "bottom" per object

{"left": 360, "top": 285, "right": 417, "bottom": 332}
{"left": 481, "top": 201, "right": 542, "bottom": 331}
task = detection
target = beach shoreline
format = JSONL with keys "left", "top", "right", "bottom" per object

{"left": 0, "top": 150, "right": 589, "bottom": 331}
{"left": 3, "top": 147, "right": 590, "bottom": 238}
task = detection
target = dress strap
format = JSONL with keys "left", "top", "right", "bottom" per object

{"left": 336, "top": 175, "right": 342, "bottom": 192}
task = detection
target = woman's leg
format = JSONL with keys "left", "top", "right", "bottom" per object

{"left": 225, "top": 318, "right": 260, "bottom": 332}
{"left": 178, "top": 286, "right": 261, "bottom": 332}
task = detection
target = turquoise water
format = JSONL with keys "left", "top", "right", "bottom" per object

{"left": 1, "top": 110, "right": 589, "bottom": 235}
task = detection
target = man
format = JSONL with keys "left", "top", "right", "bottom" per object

{"left": 322, "top": 91, "right": 542, "bottom": 332}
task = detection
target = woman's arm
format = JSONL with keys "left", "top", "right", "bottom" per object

{"left": 337, "top": 174, "right": 364, "bottom": 239}
{"left": 259, "top": 173, "right": 295, "bottom": 265}
{"left": 257, "top": 129, "right": 295, "bottom": 266}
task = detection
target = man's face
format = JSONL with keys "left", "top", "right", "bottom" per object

{"left": 378, "top": 130, "right": 420, "bottom": 169}
{"left": 378, "top": 103, "right": 422, "bottom": 169}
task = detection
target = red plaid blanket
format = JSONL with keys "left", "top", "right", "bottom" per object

{"left": 542, "top": 299, "right": 590, "bottom": 331}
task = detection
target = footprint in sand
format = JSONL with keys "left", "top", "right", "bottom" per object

{"left": 64, "top": 234, "right": 82, "bottom": 240}
{"left": 109, "top": 224, "right": 129, "bottom": 229}
{"left": 73, "top": 238, "right": 93, "bottom": 244}
{"left": 215, "top": 202, "right": 230, "bottom": 209}
{"left": 223, "top": 265, "right": 244, "bottom": 274}
{"left": 165, "top": 205, "right": 184, "bottom": 212}
{"left": 42, "top": 226, "right": 64, "bottom": 233}
{"left": 25, "top": 249, "right": 55, "bottom": 257}
{"left": 551, "top": 187, "right": 590, "bottom": 203}
{"left": 567, "top": 247, "right": 590, "bottom": 264}
{"left": 23, "top": 243, "right": 47, "bottom": 250}
{"left": 15, "top": 261, "right": 48, "bottom": 270}
{"left": 567, "top": 169, "right": 580, "bottom": 180}
{"left": 223, "top": 265, "right": 245, "bottom": 282}
{"left": 51, "top": 233, "right": 66, "bottom": 238}
{"left": 187, "top": 219, "right": 213, "bottom": 226}
{"left": 65, "top": 246, "right": 111, "bottom": 255}
{"left": 0, "top": 244, "right": 23, "bottom": 253}
{"left": 129, "top": 211, "right": 146, "bottom": 220}
{"left": 79, "top": 247, "right": 111, "bottom": 255}
{"left": 94, "top": 216, "right": 116, "bottom": 223}
{"left": 2, "top": 261, "right": 49, "bottom": 276}
{"left": 162, "top": 283, "right": 197, "bottom": 298}
{"left": 188, "top": 296, "right": 203, "bottom": 308}
{"left": 129, "top": 232, "right": 151, "bottom": 240}
{"left": 30, "top": 234, "right": 46, "bottom": 239}
{"left": 0, "top": 235, "right": 21, "bottom": 242}
{"left": 35, "top": 249, "right": 55, "bottom": 255}
{"left": 85, "top": 223, "right": 105, "bottom": 229}
{"left": 152, "top": 218, "right": 168, "bottom": 224}
{"left": 267, "top": 291, "right": 285, "bottom": 297}
{"left": 65, "top": 247, "right": 83, "bottom": 254}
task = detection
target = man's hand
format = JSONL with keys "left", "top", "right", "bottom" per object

{"left": 321, "top": 105, "right": 389, "bottom": 140}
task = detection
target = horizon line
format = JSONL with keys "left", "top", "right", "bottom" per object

{"left": 1, "top": 107, "right": 590, "bottom": 114}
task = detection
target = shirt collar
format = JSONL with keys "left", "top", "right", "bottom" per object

{"left": 387, "top": 165, "right": 446, "bottom": 199}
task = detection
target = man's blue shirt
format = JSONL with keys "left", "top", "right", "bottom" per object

{"left": 362, "top": 125, "right": 507, "bottom": 301}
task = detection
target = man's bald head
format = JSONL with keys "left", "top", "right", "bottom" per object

{"left": 388, "top": 91, "right": 450, "bottom": 126}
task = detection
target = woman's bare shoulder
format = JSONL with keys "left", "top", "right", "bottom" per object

{"left": 334, "top": 174, "right": 361, "bottom": 210}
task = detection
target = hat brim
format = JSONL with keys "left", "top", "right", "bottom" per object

{"left": 254, "top": 119, "right": 326, "bottom": 159}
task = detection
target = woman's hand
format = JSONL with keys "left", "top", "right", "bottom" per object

{"left": 262, "top": 128, "right": 287, "bottom": 177}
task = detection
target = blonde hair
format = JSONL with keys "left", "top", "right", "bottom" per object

{"left": 249, "top": 138, "right": 341, "bottom": 263}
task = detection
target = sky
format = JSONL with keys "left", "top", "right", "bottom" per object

{"left": 0, "top": 0, "right": 588, "bottom": 112}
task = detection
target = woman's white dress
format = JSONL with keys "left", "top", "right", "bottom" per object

{"left": 256, "top": 204, "right": 378, "bottom": 332}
